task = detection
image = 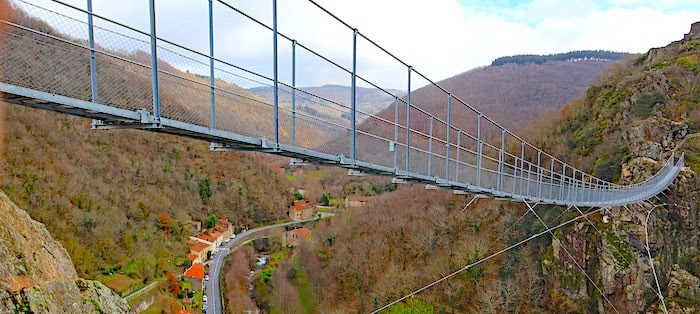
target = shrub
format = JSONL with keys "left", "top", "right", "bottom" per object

{"left": 318, "top": 193, "right": 330, "bottom": 206}
{"left": 593, "top": 143, "right": 626, "bottom": 182}
{"left": 676, "top": 55, "right": 700, "bottom": 72}
{"left": 632, "top": 92, "right": 667, "bottom": 118}
{"left": 198, "top": 177, "right": 212, "bottom": 198}
{"left": 206, "top": 214, "right": 217, "bottom": 228}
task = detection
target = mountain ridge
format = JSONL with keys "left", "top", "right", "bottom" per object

{"left": 491, "top": 50, "right": 631, "bottom": 66}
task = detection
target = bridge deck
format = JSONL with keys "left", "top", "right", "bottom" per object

{"left": 0, "top": 0, "right": 684, "bottom": 209}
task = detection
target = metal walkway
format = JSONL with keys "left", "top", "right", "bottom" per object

{"left": 0, "top": 0, "right": 684, "bottom": 208}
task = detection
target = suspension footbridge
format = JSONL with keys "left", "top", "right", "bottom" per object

{"left": 0, "top": 0, "right": 684, "bottom": 312}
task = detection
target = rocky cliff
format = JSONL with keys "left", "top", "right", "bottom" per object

{"left": 533, "top": 22, "right": 700, "bottom": 312}
{"left": 0, "top": 191, "right": 129, "bottom": 313}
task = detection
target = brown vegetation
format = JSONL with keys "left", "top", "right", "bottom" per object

{"left": 0, "top": 2, "right": 301, "bottom": 281}
{"left": 223, "top": 246, "right": 257, "bottom": 313}
{"left": 291, "top": 28, "right": 700, "bottom": 313}
{"left": 297, "top": 186, "right": 551, "bottom": 312}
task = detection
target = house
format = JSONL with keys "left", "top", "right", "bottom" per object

{"left": 289, "top": 200, "right": 316, "bottom": 221}
{"left": 215, "top": 218, "right": 234, "bottom": 240}
{"left": 183, "top": 263, "right": 205, "bottom": 291}
{"left": 188, "top": 242, "right": 210, "bottom": 264}
{"left": 344, "top": 195, "right": 376, "bottom": 209}
{"left": 186, "top": 218, "right": 234, "bottom": 264}
{"left": 285, "top": 227, "right": 310, "bottom": 247}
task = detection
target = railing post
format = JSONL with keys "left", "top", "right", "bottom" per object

{"left": 549, "top": 158, "right": 555, "bottom": 199}
{"left": 456, "top": 131, "right": 461, "bottom": 182}
{"left": 519, "top": 142, "right": 525, "bottom": 195}
{"left": 272, "top": 0, "right": 279, "bottom": 147}
{"left": 393, "top": 97, "right": 399, "bottom": 170}
{"left": 575, "top": 173, "right": 580, "bottom": 202}
{"left": 498, "top": 129, "right": 505, "bottom": 190}
{"left": 428, "top": 116, "right": 433, "bottom": 176}
{"left": 527, "top": 163, "right": 532, "bottom": 197}
{"left": 208, "top": 0, "right": 216, "bottom": 129}
{"left": 511, "top": 160, "right": 517, "bottom": 194}
{"left": 87, "top": 0, "right": 98, "bottom": 103}
{"left": 537, "top": 151, "right": 542, "bottom": 198}
{"left": 445, "top": 93, "right": 451, "bottom": 181}
{"left": 584, "top": 175, "right": 589, "bottom": 203}
{"left": 351, "top": 29, "right": 357, "bottom": 162}
{"left": 476, "top": 114, "right": 482, "bottom": 187}
{"left": 560, "top": 164, "right": 566, "bottom": 200}
{"left": 291, "top": 40, "right": 297, "bottom": 145}
{"left": 148, "top": 0, "right": 160, "bottom": 118}
{"left": 405, "top": 66, "right": 412, "bottom": 172}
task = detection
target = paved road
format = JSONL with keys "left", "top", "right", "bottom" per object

{"left": 205, "top": 219, "right": 320, "bottom": 314}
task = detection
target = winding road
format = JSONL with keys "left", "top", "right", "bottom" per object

{"left": 205, "top": 218, "right": 321, "bottom": 314}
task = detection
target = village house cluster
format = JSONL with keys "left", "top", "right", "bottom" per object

{"left": 183, "top": 218, "right": 233, "bottom": 289}
{"left": 175, "top": 182, "right": 378, "bottom": 311}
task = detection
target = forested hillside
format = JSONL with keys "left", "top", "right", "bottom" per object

{"left": 0, "top": 2, "right": 294, "bottom": 282}
{"left": 249, "top": 84, "right": 403, "bottom": 124}
{"left": 276, "top": 24, "right": 700, "bottom": 313}
{"left": 371, "top": 55, "right": 627, "bottom": 135}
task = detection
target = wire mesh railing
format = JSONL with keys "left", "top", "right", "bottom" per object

{"left": 0, "top": 0, "right": 684, "bottom": 207}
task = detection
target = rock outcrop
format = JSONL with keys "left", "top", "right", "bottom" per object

{"left": 665, "top": 265, "right": 700, "bottom": 313}
{"left": 0, "top": 191, "right": 128, "bottom": 313}
{"left": 1, "top": 279, "right": 130, "bottom": 313}
{"left": 0, "top": 191, "right": 76, "bottom": 292}
{"left": 683, "top": 21, "right": 700, "bottom": 41}
{"left": 540, "top": 22, "right": 700, "bottom": 313}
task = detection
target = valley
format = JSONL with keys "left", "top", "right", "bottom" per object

{"left": 0, "top": 0, "right": 699, "bottom": 313}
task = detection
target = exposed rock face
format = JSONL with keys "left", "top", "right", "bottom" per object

{"left": 541, "top": 23, "right": 700, "bottom": 313}
{"left": 665, "top": 265, "right": 700, "bottom": 313}
{"left": 0, "top": 191, "right": 76, "bottom": 292}
{"left": 683, "top": 21, "right": 700, "bottom": 41}
{"left": 0, "top": 191, "right": 128, "bottom": 313}
{"left": 1, "top": 279, "right": 130, "bottom": 313}
{"left": 622, "top": 117, "right": 688, "bottom": 160}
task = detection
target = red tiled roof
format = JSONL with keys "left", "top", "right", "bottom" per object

{"left": 347, "top": 195, "right": 375, "bottom": 202}
{"left": 290, "top": 227, "right": 310, "bottom": 238}
{"left": 197, "top": 234, "right": 216, "bottom": 243}
{"left": 184, "top": 263, "right": 205, "bottom": 280}
{"left": 272, "top": 167, "right": 285, "bottom": 173}
{"left": 191, "top": 242, "right": 209, "bottom": 253}
{"left": 186, "top": 253, "right": 197, "bottom": 261}
{"left": 292, "top": 200, "right": 311, "bottom": 212}
{"left": 179, "top": 310, "right": 194, "bottom": 314}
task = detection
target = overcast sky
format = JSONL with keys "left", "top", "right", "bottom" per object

{"left": 22, "top": 0, "right": 700, "bottom": 90}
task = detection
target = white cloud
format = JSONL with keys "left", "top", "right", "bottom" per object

{"left": 14, "top": 0, "right": 700, "bottom": 90}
